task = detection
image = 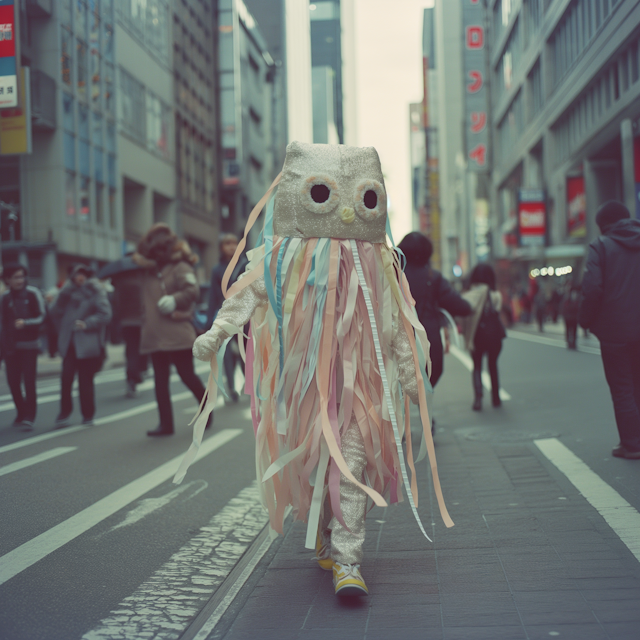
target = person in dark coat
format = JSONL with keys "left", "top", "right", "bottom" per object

{"left": 0, "top": 264, "right": 46, "bottom": 429}
{"left": 50, "top": 265, "right": 112, "bottom": 427}
{"left": 207, "top": 233, "right": 248, "bottom": 402}
{"left": 397, "top": 232, "right": 472, "bottom": 389}
{"left": 111, "top": 267, "right": 148, "bottom": 398}
{"left": 579, "top": 201, "right": 640, "bottom": 459}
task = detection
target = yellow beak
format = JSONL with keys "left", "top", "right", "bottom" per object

{"left": 340, "top": 207, "right": 355, "bottom": 224}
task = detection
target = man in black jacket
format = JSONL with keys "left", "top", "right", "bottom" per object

{"left": 1, "top": 264, "right": 46, "bottom": 429}
{"left": 398, "top": 232, "right": 472, "bottom": 389}
{"left": 579, "top": 201, "right": 640, "bottom": 459}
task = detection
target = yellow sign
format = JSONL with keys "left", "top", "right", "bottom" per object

{"left": 0, "top": 66, "right": 31, "bottom": 155}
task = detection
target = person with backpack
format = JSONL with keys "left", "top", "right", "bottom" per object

{"left": 460, "top": 264, "right": 506, "bottom": 411}
{"left": 0, "top": 264, "right": 46, "bottom": 429}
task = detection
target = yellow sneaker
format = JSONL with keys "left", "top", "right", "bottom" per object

{"left": 315, "top": 531, "right": 333, "bottom": 571}
{"left": 333, "top": 562, "right": 369, "bottom": 596}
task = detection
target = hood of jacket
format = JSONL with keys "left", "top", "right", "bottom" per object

{"left": 132, "top": 240, "right": 197, "bottom": 270}
{"left": 605, "top": 219, "right": 640, "bottom": 251}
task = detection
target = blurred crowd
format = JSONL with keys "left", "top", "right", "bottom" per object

{"left": 1, "top": 200, "right": 639, "bottom": 462}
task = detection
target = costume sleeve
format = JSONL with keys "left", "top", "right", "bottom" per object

{"left": 578, "top": 242, "right": 603, "bottom": 329}
{"left": 193, "top": 274, "right": 268, "bottom": 361}
{"left": 436, "top": 273, "right": 473, "bottom": 317}
{"left": 391, "top": 314, "right": 420, "bottom": 404}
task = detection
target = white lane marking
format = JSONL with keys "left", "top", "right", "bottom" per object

{"left": 0, "top": 429, "right": 242, "bottom": 587}
{"left": 83, "top": 483, "right": 269, "bottom": 640}
{"left": 0, "top": 447, "right": 77, "bottom": 478}
{"left": 102, "top": 480, "right": 209, "bottom": 536}
{"left": 0, "top": 388, "right": 203, "bottom": 455}
{"left": 535, "top": 438, "right": 640, "bottom": 562}
{"left": 449, "top": 345, "right": 512, "bottom": 401}
{"left": 191, "top": 531, "right": 273, "bottom": 640}
{"left": 507, "top": 329, "right": 601, "bottom": 355}
{"left": 0, "top": 363, "right": 210, "bottom": 414}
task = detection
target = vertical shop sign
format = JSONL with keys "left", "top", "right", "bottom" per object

{"left": 518, "top": 188, "right": 546, "bottom": 247}
{"left": 566, "top": 176, "right": 587, "bottom": 238}
{"left": 0, "top": 0, "right": 18, "bottom": 109}
{"left": 462, "top": 0, "right": 488, "bottom": 171}
{"left": 0, "top": 66, "right": 31, "bottom": 154}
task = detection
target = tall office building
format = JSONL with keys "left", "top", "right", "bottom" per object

{"left": 0, "top": 0, "right": 224, "bottom": 287}
{"left": 1, "top": 0, "right": 121, "bottom": 289}
{"left": 173, "top": 0, "right": 220, "bottom": 279}
{"left": 489, "top": 0, "right": 640, "bottom": 282}
{"left": 217, "top": 0, "right": 281, "bottom": 240}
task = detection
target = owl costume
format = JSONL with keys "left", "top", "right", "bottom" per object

{"left": 175, "top": 142, "right": 453, "bottom": 596}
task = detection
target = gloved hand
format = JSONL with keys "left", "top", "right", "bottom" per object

{"left": 157, "top": 295, "right": 177, "bottom": 315}
{"left": 193, "top": 326, "right": 230, "bottom": 362}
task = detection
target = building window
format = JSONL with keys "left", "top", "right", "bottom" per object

{"left": 120, "top": 69, "right": 146, "bottom": 144}
{"left": 95, "top": 182, "right": 104, "bottom": 226}
{"left": 63, "top": 93, "right": 75, "bottom": 131}
{"left": 61, "top": 28, "right": 73, "bottom": 86}
{"left": 77, "top": 39, "right": 88, "bottom": 99}
{"left": 75, "top": 0, "right": 88, "bottom": 37}
{"left": 104, "top": 62, "right": 114, "bottom": 113}
{"left": 117, "top": 0, "right": 170, "bottom": 64}
{"left": 80, "top": 176, "right": 91, "bottom": 221}
{"left": 528, "top": 59, "right": 543, "bottom": 122}
{"left": 108, "top": 188, "right": 117, "bottom": 229}
{"left": 64, "top": 132, "right": 76, "bottom": 172}
{"left": 60, "top": 0, "right": 72, "bottom": 26}
{"left": 146, "top": 92, "right": 172, "bottom": 159}
{"left": 65, "top": 172, "right": 77, "bottom": 217}
{"left": 92, "top": 112, "right": 103, "bottom": 148}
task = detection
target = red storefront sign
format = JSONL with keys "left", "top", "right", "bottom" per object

{"left": 518, "top": 189, "right": 546, "bottom": 247}
{"left": 566, "top": 176, "right": 586, "bottom": 238}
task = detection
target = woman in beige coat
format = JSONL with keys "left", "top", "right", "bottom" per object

{"left": 134, "top": 224, "right": 208, "bottom": 436}
{"left": 460, "top": 264, "right": 505, "bottom": 411}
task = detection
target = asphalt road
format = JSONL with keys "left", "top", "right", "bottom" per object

{"left": 0, "top": 325, "right": 639, "bottom": 640}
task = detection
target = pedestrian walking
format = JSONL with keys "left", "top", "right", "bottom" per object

{"left": 0, "top": 264, "right": 46, "bottom": 429}
{"left": 533, "top": 286, "right": 546, "bottom": 332}
{"left": 207, "top": 233, "right": 248, "bottom": 403}
{"left": 50, "top": 265, "right": 112, "bottom": 427}
{"left": 578, "top": 201, "right": 640, "bottom": 460}
{"left": 562, "top": 284, "right": 580, "bottom": 350}
{"left": 134, "top": 224, "right": 209, "bottom": 437}
{"left": 397, "top": 232, "right": 471, "bottom": 388}
{"left": 183, "top": 142, "right": 453, "bottom": 597}
{"left": 460, "top": 263, "right": 506, "bottom": 411}
{"left": 111, "top": 268, "right": 148, "bottom": 398}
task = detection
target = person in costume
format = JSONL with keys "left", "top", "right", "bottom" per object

{"left": 176, "top": 142, "right": 453, "bottom": 596}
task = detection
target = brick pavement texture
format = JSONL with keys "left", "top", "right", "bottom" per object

{"left": 208, "top": 370, "right": 640, "bottom": 640}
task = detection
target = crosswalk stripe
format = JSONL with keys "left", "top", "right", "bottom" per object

{"left": 507, "top": 329, "right": 601, "bottom": 355}
{"left": 0, "top": 447, "right": 77, "bottom": 477}
{"left": 535, "top": 438, "right": 640, "bottom": 562}
{"left": 0, "top": 428, "right": 242, "bottom": 587}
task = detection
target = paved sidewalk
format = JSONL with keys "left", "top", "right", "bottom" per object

{"left": 205, "top": 363, "right": 640, "bottom": 640}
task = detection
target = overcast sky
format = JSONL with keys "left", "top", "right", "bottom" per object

{"left": 353, "top": 0, "right": 435, "bottom": 241}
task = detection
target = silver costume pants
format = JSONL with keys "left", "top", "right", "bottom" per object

{"left": 323, "top": 415, "right": 368, "bottom": 565}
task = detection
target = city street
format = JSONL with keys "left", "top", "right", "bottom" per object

{"left": 1, "top": 325, "right": 640, "bottom": 640}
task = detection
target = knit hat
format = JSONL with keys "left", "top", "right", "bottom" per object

{"left": 596, "top": 201, "right": 630, "bottom": 233}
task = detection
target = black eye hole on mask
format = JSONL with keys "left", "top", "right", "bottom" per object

{"left": 364, "top": 190, "right": 378, "bottom": 209}
{"left": 311, "top": 184, "right": 331, "bottom": 203}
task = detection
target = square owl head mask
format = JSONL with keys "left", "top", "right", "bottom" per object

{"left": 272, "top": 141, "right": 388, "bottom": 244}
